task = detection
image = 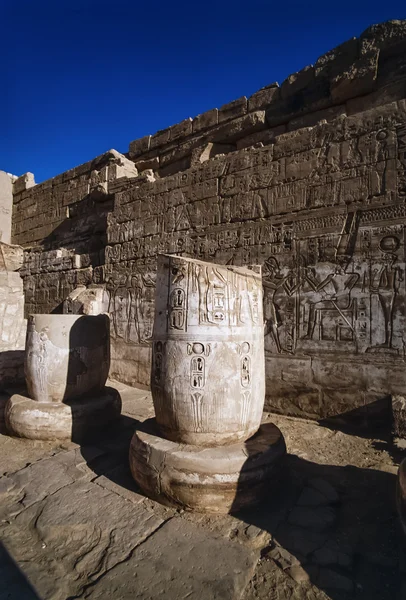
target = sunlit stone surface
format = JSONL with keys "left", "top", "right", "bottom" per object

{"left": 130, "top": 255, "right": 285, "bottom": 512}
{"left": 152, "top": 255, "right": 265, "bottom": 446}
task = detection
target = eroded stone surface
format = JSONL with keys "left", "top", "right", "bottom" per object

{"left": 151, "top": 254, "right": 265, "bottom": 446}
{"left": 5, "top": 388, "right": 121, "bottom": 442}
{"left": 130, "top": 420, "right": 286, "bottom": 512}
{"left": 0, "top": 382, "right": 403, "bottom": 600}
{"left": 1, "top": 480, "right": 165, "bottom": 600}
{"left": 79, "top": 518, "right": 258, "bottom": 600}
{"left": 8, "top": 21, "right": 406, "bottom": 421}
{"left": 25, "top": 314, "right": 110, "bottom": 403}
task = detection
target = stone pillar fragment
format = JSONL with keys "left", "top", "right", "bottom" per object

{"left": 152, "top": 255, "right": 265, "bottom": 446}
{"left": 130, "top": 255, "right": 286, "bottom": 513}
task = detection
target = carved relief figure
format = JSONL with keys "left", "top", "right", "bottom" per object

{"left": 368, "top": 235, "right": 403, "bottom": 350}
{"left": 262, "top": 256, "right": 300, "bottom": 353}
{"left": 301, "top": 259, "right": 359, "bottom": 340}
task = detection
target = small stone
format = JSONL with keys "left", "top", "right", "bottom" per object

{"left": 287, "top": 564, "right": 310, "bottom": 583}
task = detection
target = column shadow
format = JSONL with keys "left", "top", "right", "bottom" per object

{"left": 230, "top": 442, "right": 405, "bottom": 600}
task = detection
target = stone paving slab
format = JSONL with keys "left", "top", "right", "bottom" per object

{"left": 1, "top": 480, "right": 166, "bottom": 600}
{"left": 0, "top": 382, "right": 405, "bottom": 600}
{"left": 78, "top": 517, "right": 258, "bottom": 600}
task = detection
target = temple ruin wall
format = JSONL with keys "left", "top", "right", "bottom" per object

{"left": 9, "top": 20, "right": 406, "bottom": 419}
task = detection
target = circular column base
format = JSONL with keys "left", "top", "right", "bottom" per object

{"left": 5, "top": 388, "right": 121, "bottom": 442}
{"left": 129, "top": 419, "right": 286, "bottom": 513}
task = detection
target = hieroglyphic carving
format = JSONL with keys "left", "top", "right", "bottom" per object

{"left": 151, "top": 255, "right": 265, "bottom": 445}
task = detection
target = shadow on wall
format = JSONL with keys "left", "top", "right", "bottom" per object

{"left": 229, "top": 444, "right": 405, "bottom": 600}
{"left": 0, "top": 541, "right": 41, "bottom": 600}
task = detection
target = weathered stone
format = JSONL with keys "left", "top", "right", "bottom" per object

{"left": 130, "top": 420, "right": 286, "bottom": 512}
{"left": 78, "top": 517, "right": 258, "bottom": 600}
{"left": 281, "top": 66, "right": 315, "bottom": 100}
{"left": 331, "top": 49, "right": 379, "bottom": 103}
{"left": 63, "top": 284, "right": 109, "bottom": 316}
{"left": 5, "top": 388, "right": 121, "bottom": 442}
{"left": 169, "top": 117, "right": 193, "bottom": 140}
{"left": 151, "top": 255, "right": 265, "bottom": 446}
{"left": 248, "top": 84, "right": 280, "bottom": 111}
{"left": 25, "top": 314, "right": 110, "bottom": 403}
{"left": 218, "top": 96, "right": 248, "bottom": 123}
{"left": 275, "top": 524, "right": 328, "bottom": 557}
{"left": 150, "top": 127, "right": 171, "bottom": 150}
{"left": 192, "top": 108, "right": 218, "bottom": 133}
{"left": 210, "top": 110, "right": 267, "bottom": 143}
{"left": 8, "top": 19, "right": 406, "bottom": 423}
{"left": 0, "top": 171, "right": 14, "bottom": 244}
{"left": 133, "top": 155, "right": 160, "bottom": 172}
{"left": 236, "top": 126, "right": 285, "bottom": 150}
{"left": 128, "top": 134, "right": 151, "bottom": 158}
{"left": 307, "top": 478, "right": 339, "bottom": 504}
{"left": 13, "top": 172, "right": 35, "bottom": 195}
{"left": 2, "top": 480, "right": 166, "bottom": 600}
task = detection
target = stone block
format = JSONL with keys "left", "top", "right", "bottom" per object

{"left": 169, "top": 117, "right": 192, "bottom": 141}
{"left": 288, "top": 104, "right": 346, "bottom": 130}
{"left": 0, "top": 171, "right": 13, "bottom": 244}
{"left": 331, "top": 49, "right": 379, "bottom": 103}
{"left": 209, "top": 110, "right": 267, "bottom": 143}
{"left": 236, "top": 125, "right": 285, "bottom": 150}
{"left": 13, "top": 172, "right": 35, "bottom": 195}
{"left": 192, "top": 107, "right": 218, "bottom": 133}
{"left": 346, "top": 79, "right": 406, "bottom": 115}
{"left": 247, "top": 83, "right": 280, "bottom": 111}
{"left": 281, "top": 65, "right": 315, "bottom": 99}
{"left": 218, "top": 96, "right": 248, "bottom": 123}
{"left": 150, "top": 127, "right": 171, "bottom": 150}
{"left": 315, "top": 37, "right": 359, "bottom": 79}
{"left": 128, "top": 135, "right": 151, "bottom": 158}
{"left": 134, "top": 156, "right": 160, "bottom": 172}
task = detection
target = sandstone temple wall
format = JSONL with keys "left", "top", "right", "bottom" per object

{"left": 9, "top": 20, "right": 406, "bottom": 419}
{"left": 0, "top": 243, "right": 26, "bottom": 389}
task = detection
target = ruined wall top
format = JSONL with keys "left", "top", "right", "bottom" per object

{"left": 12, "top": 20, "right": 406, "bottom": 199}
{"left": 126, "top": 20, "right": 406, "bottom": 176}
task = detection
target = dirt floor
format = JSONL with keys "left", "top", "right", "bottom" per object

{"left": 0, "top": 381, "right": 405, "bottom": 600}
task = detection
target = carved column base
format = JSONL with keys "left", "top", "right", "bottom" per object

{"left": 4, "top": 388, "right": 121, "bottom": 442}
{"left": 129, "top": 419, "right": 286, "bottom": 513}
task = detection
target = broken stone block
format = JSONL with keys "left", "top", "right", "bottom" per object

{"left": 218, "top": 96, "right": 248, "bottom": 123}
{"left": 247, "top": 84, "right": 280, "bottom": 111}
{"left": 192, "top": 108, "right": 218, "bottom": 133}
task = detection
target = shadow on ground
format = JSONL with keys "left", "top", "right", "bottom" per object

{"left": 230, "top": 442, "right": 405, "bottom": 600}
{"left": 0, "top": 542, "right": 41, "bottom": 600}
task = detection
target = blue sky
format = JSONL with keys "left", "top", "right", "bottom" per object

{"left": 1, "top": 0, "right": 405, "bottom": 183}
